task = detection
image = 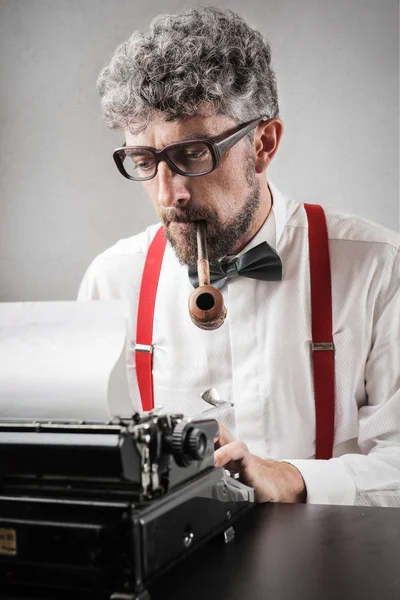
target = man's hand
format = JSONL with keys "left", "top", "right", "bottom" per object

{"left": 214, "top": 423, "right": 307, "bottom": 503}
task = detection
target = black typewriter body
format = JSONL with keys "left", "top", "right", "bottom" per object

{"left": 0, "top": 413, "right": 254, "bottom": 599}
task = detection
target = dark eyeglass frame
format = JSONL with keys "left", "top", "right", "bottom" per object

{"left": 113, "top": 115, "right": 269, "bottom": 181}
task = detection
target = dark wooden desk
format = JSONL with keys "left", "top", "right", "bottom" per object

{"left": 150, "top": 502, "right": 400, "bottom": 600}
{"left": 2, "top": 503, "right": 399, "bottom": 600}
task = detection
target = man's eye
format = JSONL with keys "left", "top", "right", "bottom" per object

{"left": 183, "top": 150, "right": 208, "bottom": 160}
{"left": 131, "top": 158, "right": 154, "bottom": 170}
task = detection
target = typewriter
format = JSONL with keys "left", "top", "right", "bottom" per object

{"left": 0, "top": 412, "right": 254, "bottom": 599}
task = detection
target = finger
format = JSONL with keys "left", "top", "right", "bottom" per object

{"left": 214, "top": 422, "right": 235, "bottom": 448}
{"left": 221, "top": 460, "right": 241, "bottom": 474}
{"left": 214, "top": 440, "right": 250, "bottom": 468}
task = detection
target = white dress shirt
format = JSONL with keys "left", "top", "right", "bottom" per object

{"left": 78, "top": 181, "right": 400, "bottom": 507}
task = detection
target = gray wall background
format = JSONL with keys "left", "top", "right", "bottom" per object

{"left": 0, "top": 0, "right": 398, "bottom": 302}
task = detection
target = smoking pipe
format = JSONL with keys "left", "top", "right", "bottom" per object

{"left": 188, "top": 221, "right": 227, "bottom": 330}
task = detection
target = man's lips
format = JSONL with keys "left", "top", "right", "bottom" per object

{"left": 165, "top": 219, "right": 203, "bottom": 228}
{"left": 163, "top": 217, "right": 214, "bottom": 237}
{"left": 167, "top": 220, "right": 195, "bottom": 227}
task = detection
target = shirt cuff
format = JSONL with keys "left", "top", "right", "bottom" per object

{"left": 284, "top": 459, "right": 357, "bottom": 505}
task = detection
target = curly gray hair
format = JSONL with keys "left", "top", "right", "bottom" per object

{"left": 97, "top": 7, "right": 280, "bottom": 132}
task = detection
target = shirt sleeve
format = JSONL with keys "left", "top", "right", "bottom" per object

{"left": 288, "top": 246, "right": 400, "bottom": 507}
{"left": 77, "top": 258, "right": 114, "bottom": 301}
{"left": 77, "top": 264, "right": 99, "bottom": 300}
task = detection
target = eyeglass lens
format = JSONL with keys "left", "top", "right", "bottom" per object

{"left": 121, "top": 141, "right": 214, "bottom": 179}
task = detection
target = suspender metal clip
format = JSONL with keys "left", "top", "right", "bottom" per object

{"left": 135, "top": 344, "right": 153, "bottom": 354}
{"left": 312, "top": 342, "right": 334, "bottom": 352}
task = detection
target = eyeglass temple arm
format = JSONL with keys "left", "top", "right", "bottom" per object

{"left": 216, "top": 116, "right": 269, "bottom": 156}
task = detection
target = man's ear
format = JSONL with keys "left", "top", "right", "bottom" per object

{"left": 254, "top": 118, "right": 284, "bottom": 174}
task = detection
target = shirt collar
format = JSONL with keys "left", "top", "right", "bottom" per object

{"left": 227, "top": 179, "right": 287, "bottom": 260}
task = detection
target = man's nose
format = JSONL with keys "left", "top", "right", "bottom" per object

{"left": 157, "top": 162, "right": 191, "bottom": 209}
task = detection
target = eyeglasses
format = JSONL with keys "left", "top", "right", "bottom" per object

{"left": 112, "top": 116, "right": 268, "bottom": 181}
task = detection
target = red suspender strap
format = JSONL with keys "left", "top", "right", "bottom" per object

{"left": 135, "top": 227, "right": 166, "bottom": 412}
{"left": 304, "top": 204, "right": 335, "bottom": 460}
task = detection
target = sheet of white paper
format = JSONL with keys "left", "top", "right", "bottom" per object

{"left": 0, "top": 301, "right": 134, "bottom": 422}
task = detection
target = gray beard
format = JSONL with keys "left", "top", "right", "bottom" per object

{"left": 162, "top": 178, "right": 262, "bottom": 268}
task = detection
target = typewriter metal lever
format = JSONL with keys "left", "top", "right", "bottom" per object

{"left": 132, "top": 422, "right": 153, "bottom": 494}
{"left": 201, "top": 388, "right": 235, "bottom": 413}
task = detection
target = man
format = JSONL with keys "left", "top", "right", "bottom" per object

{"left": 78, "top": 7, "right": 400, "bottom": 506}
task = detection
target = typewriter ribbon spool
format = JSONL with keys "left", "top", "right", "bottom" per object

{"left": 188, "top": 220, "right": 227, "bottom": 330}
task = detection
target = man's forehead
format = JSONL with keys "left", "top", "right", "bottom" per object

{"left": 124, "top": 113, "right": 236, "bottom": 147}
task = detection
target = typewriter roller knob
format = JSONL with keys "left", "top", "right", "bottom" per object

{"left": 171, "top": 422, "right": 208, "bottom": 467}
{"left": 187, "top": 427, "right": 207, "bottom": 459}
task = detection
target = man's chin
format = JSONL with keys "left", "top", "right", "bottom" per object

{"left": 166, "top": 222, "right": 198, "bottom": 247}
{"left": 163, "top": 223, "right": 198, "bottom": 267}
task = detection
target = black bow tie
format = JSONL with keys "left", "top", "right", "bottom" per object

{"left": 188, "top": 241, "right": 283, "bottom": 290}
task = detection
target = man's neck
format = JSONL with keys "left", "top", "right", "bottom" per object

{"left": 230, "top": 181, "right": 273, "bottom": 255}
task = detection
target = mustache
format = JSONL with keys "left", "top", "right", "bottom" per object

{"left": 160, "top": 207, "right": 218, "bottom": 225}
